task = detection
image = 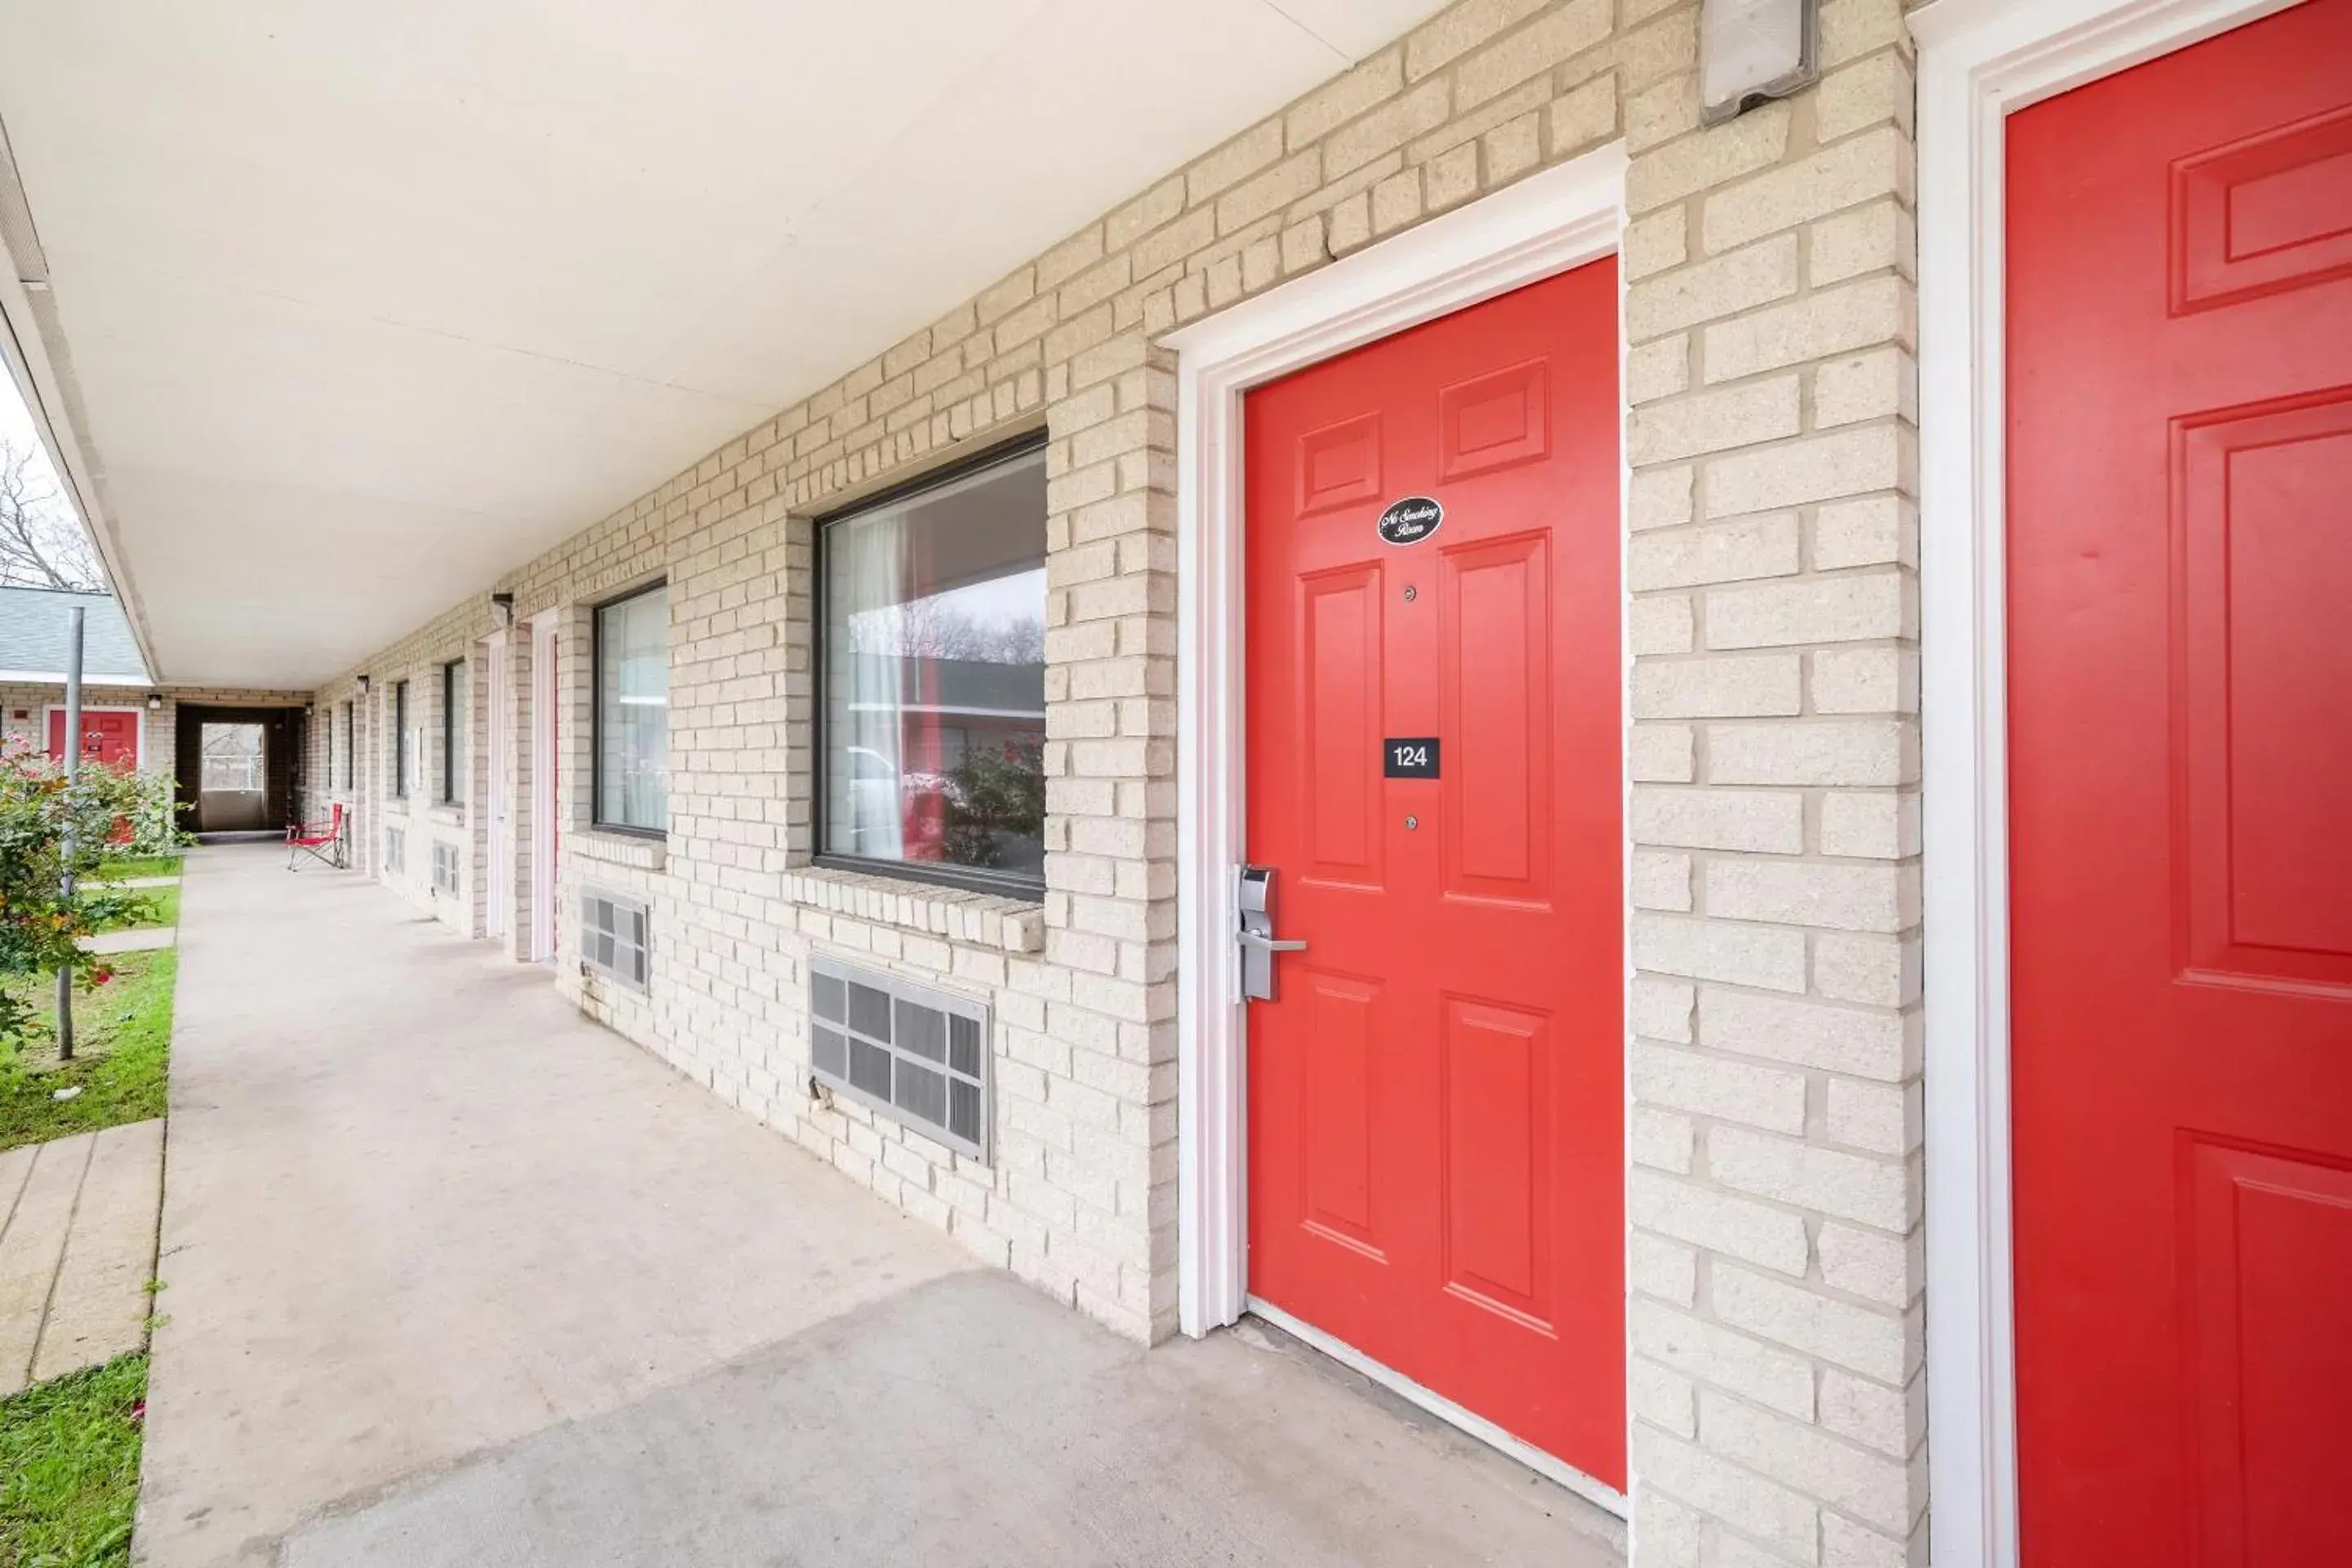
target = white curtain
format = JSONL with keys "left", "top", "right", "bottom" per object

{"left": 597, "top": 588, "right": 669, "bottom": 830}
{"left": 830, "top": 512, "right": 906, "bottom": 859}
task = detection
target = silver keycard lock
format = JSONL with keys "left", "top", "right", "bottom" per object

{"left": 1236, "top": 865, "right": 1307, "bottom": 1002}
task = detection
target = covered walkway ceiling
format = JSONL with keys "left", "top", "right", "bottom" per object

{"left": 0, "top": 0, "right": 1441, "bottom": 688}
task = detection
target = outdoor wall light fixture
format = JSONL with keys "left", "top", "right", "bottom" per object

{"left": 1699, "top": 0, "right": 1816, "bottom": 125}
{"left": 145, "top": 694, "right": 163, "bottom": 712}
{"left": 491, "top": 590, "right": 515, "bottom": 628}
{"left": 357, "top": 675, "right": 371, "bottom": 695}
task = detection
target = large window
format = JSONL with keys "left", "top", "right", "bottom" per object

{"left": 595, "top": 583, "right": 669, "bottom": 833}
{"left": 392, "top": 680, "right": 411, "bottom": 798}
{"left": 440, "top": 658, "right": 468, "bottom": 804}
{"left": 819, "top": 439, "right": 1046, "bottom": 894}
{"left": 337, "top": 701, "right": 354, "bottom": 791}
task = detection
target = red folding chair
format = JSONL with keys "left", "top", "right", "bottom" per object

{"left": 287, "top": 802, "right": 348, "bottom": 871}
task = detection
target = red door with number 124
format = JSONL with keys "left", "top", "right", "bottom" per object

{"left": 1244, "top": 259, "right": 1624, "bottom": 1486}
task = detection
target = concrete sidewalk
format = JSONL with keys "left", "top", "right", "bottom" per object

{"left": 83, "top": 927, "right": 176, "bottom": 954}
{"left": 0, "top": 1120, "right": 163, "bottom": 1392}
{"left": 142, "top": 844, "right": 1623, "bottom": 1568}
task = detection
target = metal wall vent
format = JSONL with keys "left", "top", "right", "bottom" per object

{"left": 384, "top": 826, "right": 405, "bottom": 874}
{"left": 808, "top": 956, "right": 989, "bottom": 1163}
{"left": 581, "top": 889, "right": 649, "bottom": 989}
{"left": 431, "top": 840, "right": 460, "bottom": 895}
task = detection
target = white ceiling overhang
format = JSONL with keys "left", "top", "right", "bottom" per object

{"left": 0, "top": 0, "right": 1443, "bottom": 688}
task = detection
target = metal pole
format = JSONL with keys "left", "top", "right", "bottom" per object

{"left": 56, "top": 605, "right": 82, "bottom": 1061}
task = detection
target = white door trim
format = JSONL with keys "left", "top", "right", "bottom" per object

{"left": 529, "top": 611, "right": 560, "bottom": 964}
{"left": 42, "top": 703, "right": 145, "bottom": 769}
{"left": 1165, "top": 141, "right": 1627, "bottom": 1342}
{"left": 485, "top": 630, "right": 512, "bottom": 943}
{"left": 1911, "top": 2, "right": 2300, "bottom": 1562}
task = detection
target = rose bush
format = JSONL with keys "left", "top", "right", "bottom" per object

{"left": 0, "top": 739, "right": 150, "bottom": 1043}
{"left": 105, "top": 763, "right": 191, "bottom": 859}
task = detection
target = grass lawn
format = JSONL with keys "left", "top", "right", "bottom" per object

{"left": 0, "top": 1353, "right": 147, "bottom": 1568}
{"left": 82, "top": 889, "right": 176, "bottom": 940}
{"left": 0, "top": 949, "right": 176, "bottom": 1154}
{"left": 89, "top": 854, "right": 183, "bottom": 883}
{"left": 82, "top": 884, "right": 177, "bottom": 936}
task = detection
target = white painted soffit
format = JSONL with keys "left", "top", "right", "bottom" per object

{"left": 0, "top": 0, "right": 1446, "bottom": 688}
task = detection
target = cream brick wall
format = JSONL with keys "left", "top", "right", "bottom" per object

{"left": 307, "top": 626, "right": 487, "bottom": 938}
{"left": 1623, "top": 3, "right": 1925, "bottom": 1566}
{"left": 296, "top": 0, "right": 1931, "bottom": 1560}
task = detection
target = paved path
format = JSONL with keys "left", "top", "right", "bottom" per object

{"left": 83, "top": 927, "right": 176, "bottom": 954}
{"left": 105, "top": 875, "right": 183, "bottom": 889}
{"left": 0, "top": 1120, "right": 164, "bottom": 1394}
{"left": 144, "top": 844, "right": 1623, "bottom": 1568}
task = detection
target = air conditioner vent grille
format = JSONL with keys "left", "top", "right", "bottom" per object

{"left": 809, "top": 956, "right": 989, "bottom": 1163}
{"left": 581, "top": 889, "right": 649, "bottom": 989}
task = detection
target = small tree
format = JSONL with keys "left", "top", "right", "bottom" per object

{"left": 0, "top": 741, "right": 146, "bottom": 1045}
{"left": 0, "top": 436, "right": 105, "bottom": 591}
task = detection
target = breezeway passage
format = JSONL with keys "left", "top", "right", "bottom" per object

{"left": 139, "top": 844, "right": 1623, "bottom": 1567}
{"left": 18, "top": 0, "right": 2350, "bottom": 1557}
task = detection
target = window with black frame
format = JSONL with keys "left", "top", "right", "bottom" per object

{"left": 595, "top": 583, "right": 669, "bottom": 833}
{"left": 440, "top": 658, "right": 468, "bottom": 804}
{"left": 820, "top": 440, "right": 1046, "bottom": 894}
{"left": 392, "top": 680, "right": 410, "bottom": 798}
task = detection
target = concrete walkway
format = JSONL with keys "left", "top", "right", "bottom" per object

{"left": 144, "top": 844, "right": 1624, "bottom": 1568}
{"left": 84, "top": 927, "right": 176, "bottom": 955}
{"left": 0, "top": 1120, "right": 164, "bottom": 1394}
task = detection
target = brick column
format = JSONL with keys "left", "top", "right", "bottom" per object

{"left": 1621, "top": 3, "right": 1925, "bottom": 1564}
{"left": 1040, "top": 293, "right": 1182, "bottom": 1340}
{"left": 497, "top": 632, "right": 534, "bottom": 962}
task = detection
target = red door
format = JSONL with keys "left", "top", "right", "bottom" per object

{"left": 1244, "top": 259, "right": 1623, "bottom": 1486}
{"left": 2009, "top": 4, "right": 2352, "bottom": 1561}
{"left": 47, "top": 708, "right": 140, "bottom": 768}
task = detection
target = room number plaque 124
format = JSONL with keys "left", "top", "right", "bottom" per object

{"left": 1383, "top": 737, "right": 1439, "bottom": 778}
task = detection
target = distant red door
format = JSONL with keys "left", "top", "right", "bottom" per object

{"left": 1243, "top": 260, "right": 1623, "bottom": 1486}
{"left": 47, "top": 708, "right": 140, "bottom": 768}
{"left": 2008, "top": 4, "right": 2352, "bottom": 1562}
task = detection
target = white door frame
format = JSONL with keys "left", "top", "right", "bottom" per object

{"left": 1165, "top": 144, "right": 1627, "bottom": 1346}
{"left": 485, "top": 630, "right": 513, "bottom": 942}
{"left": 42, "top": 703, "right": 145, "bottom": 768}
{"left": 529, "top": 611, "right": 560, "bottom": 963}
{"left": 1912, "top": 1, "right": 2302, "bottom": 1562}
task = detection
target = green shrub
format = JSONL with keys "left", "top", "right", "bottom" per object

{"left": 0, "top": 739, "right": 148, "bottom": 1045}
{"left": 106, "top": 765, "right": 193, "bottom": 860}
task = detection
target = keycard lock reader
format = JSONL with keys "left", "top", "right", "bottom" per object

{"left": 1237, "top": 865, "right": 1307, "bottom": 1003}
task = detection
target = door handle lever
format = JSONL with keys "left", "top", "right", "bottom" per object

{"left": 1238, "top": 929, "right": 1307, "bottom": 954}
